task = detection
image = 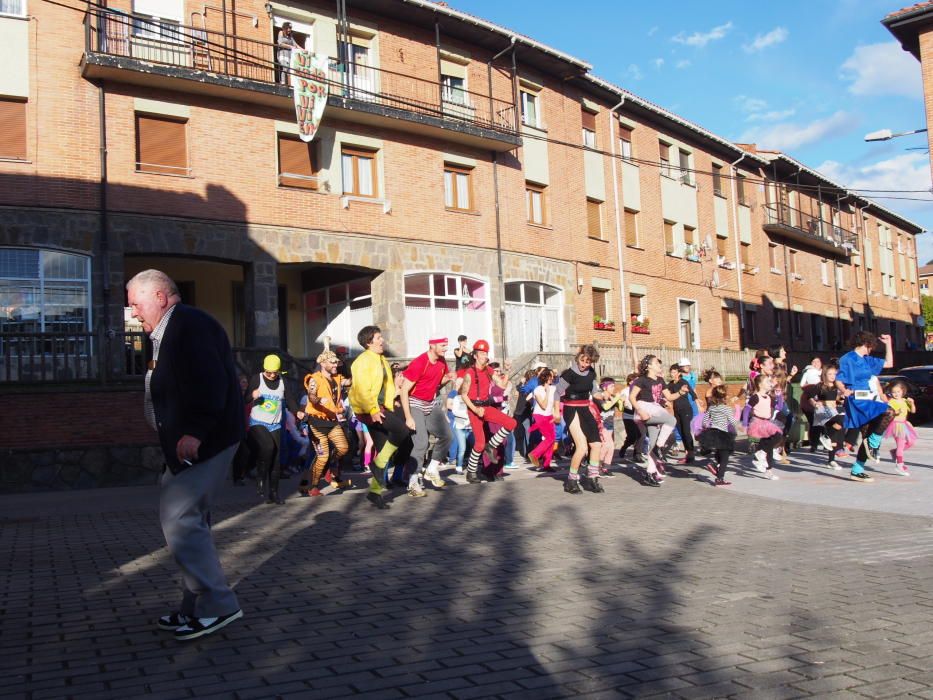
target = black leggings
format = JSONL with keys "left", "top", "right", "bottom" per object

{"left": 716, "top": 449, "right": 732, "bottom": 480}
{"left": 844, "top": 409, "right": 894, "bottom": 463}
{"left": 361, "top": 407, "right": 410, "bottom": 454}
{"left": 757, "top": 433, "right": 783, "bottom": 469}
{"left": 619, "top": 418, "right": 640, "bottom": 456}
{"left": 246, "top": 425, "right": 282, "bottom": 491}
{"left": 823, "top": 418, "right": 845, "bottom": 463}
{"left": 674, "top": 409, "right": 694, "bottom": 456}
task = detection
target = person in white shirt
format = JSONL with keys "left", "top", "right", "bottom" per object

{"left": 799, "top": 356, "right": 823, "bottom": 388}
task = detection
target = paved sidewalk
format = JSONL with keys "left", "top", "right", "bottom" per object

{"left": 2, "top": 431, "right": 933, "bottom": 699}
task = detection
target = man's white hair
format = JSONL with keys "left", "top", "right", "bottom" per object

{"left": 126, "top": 269, "right": 181, "bottom": 299}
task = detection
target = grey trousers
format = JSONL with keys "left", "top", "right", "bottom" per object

{"left": 159, "top": 442, "right": 240, "bottom": 618}
{"left": 409, "top": 399, "right": 453, "bottom": 469}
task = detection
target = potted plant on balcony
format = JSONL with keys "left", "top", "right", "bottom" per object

{"left": 631, "top": 315, "right": 651, "bottom": 334}
{"left": 593, "top": 315, "right": 615, "bottom": 331}
{"left": 684, "top": 243, "right": 700, "bottom": 262}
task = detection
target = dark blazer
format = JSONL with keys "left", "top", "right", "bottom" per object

{"left": 149, "top": 304, "right": 245, "bottom": 473}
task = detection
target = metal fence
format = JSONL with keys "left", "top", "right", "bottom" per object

{"left": 0, "top": 331, "right": 147, "bottom": 383}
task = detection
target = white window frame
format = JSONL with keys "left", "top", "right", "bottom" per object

{"left": 676, "top": 297, "right": 700, "bottom": 349}
{"left": 503, "top": 281, "right": 565, "bottom": 353}
{"left": 403, "top": 272, "right": 492, "bottom": 357}
{"left": 0, "top": 247, "right": 93, "bottom": 336}
{"left": 520, "top": 89, "right": 541, "bottom": 129}
{"left": 0, "top": 0, "right": 27, "bottom": 18}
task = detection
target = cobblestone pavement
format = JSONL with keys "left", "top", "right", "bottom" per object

{"left": 2, "top": 428, "right": 933, "bottom": 699}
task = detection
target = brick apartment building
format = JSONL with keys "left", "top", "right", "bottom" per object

{"left": 0, "top": 0, "right": 924, "bottom": 368}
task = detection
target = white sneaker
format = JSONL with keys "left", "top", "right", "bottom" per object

{"left": 425, "top": 464, "right": 445, "bottom": 488}
{"left": 819, "top": 434, "right": 834, "bottom": 451}
{"left": 772, "top": 449, "right": 782, "bottom": 461}
{"left": 765, "top": 469, "right": 779, "bottom": 481}
{"left": 828, "top": 460, "right": 842, "bottom": 471}
{"left": 752, "top": 450, "right": 767, "bottom": 472}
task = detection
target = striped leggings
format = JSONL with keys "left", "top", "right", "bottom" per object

{"left": 309, "top": 424, "right": 349, "bottom": 485}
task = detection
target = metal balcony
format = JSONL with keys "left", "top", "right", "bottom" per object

{"left": 81, "top": 9, "right": 520, "bottom": 151}
{"left": 762, "top": 204, "right": 859, "bottom": 257}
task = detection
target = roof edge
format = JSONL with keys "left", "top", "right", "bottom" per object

{"left": 397, "top": 0, "right": 592, "bottom": 71}
{"left": 582, "top": 74, "right": 769, "bottom": 164}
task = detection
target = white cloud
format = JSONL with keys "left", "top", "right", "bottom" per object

{"left": 816, "top": 154, "right": 933, "bottom": 234}
{"left": 734, "top": 95, "right": 768, "bottom": 113}
{"left": 675, "top": 59, "right": 691, "bottom": 69}
{"left": 816, "top": 153, "right": 931, "bottom": 197}
{"left": 747, "top": 108, "right": 796, "bottom": 123}
{"left": 624, "top": 64, "right": 644, "bottom": 81}
{"left": 648, "top": 26, "right": 659, "bottom": 37}
{"left": 840, "top": 42, "right": 922, "bottom": 99}
{"left": 653, "top": 57, "right": 665, "bottom": 69}
{"left": 672, "top": 21, "right": 733, "bottom": 48}
{"left": 743, "top": 27, "right": 788, "bottom": 53}
{"left": 738, "top": 111, "right": 857, "bottom": 151}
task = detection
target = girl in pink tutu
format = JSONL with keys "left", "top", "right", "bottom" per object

{"left": 884, "top": 379, "right": 916, "bottom": 476}
{"left": 746, "top": 374, "right": 782, "bottom": 480}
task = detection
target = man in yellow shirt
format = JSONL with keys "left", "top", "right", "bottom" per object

{"left": 348, "top": 325, "right": 409, "bottom": 509}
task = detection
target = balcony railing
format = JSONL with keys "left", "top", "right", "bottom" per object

{"left": 84, "top": 9, "right": 517, "bottom": 135}
{"left": 0, "top": 331, "right": 147, "bottom": 384}
{"left": 763, "top": 204, "right": 859, "bottom": 255}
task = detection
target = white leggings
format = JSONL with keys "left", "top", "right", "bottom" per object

{"left": 636, "top": 402, "right": 676, "bottom": 455}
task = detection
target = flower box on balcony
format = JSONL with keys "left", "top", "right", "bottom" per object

{"left": 593, "top": 321, "right": 616, "bottom": 331}
{"left": 632, "top": 326, "right": 650, "bottom": 335}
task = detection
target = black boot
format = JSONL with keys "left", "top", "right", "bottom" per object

{"left": 563, "top": 478, "right": 582, "bottom": 494}
{"left": 465, "top": 470, "right": 482, "bottom": 484}
{"left": 581, "top": 475, "right": 605, "bottom": 493}
{"left": 256, "top": 473, "right": 266, "bottom": 500}
{"left": 366, "top": 491, "right": 391, "bottom": 509}
{"left": 267, "top": 471, "right": 283, "bottom": 504}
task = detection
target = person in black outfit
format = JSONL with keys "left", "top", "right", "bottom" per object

{"left": 554, "top": 344, "right": 607, "bottom": 494}
{"left": 126, "top": 269, "right": 244, "bottom": 641}
{"left": 667, "top": 364, "right": 696, "bottom": 464}
{"left": 243, "top": 355, "right": 304, "bottom": 505}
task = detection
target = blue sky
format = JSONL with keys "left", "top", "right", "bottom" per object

{"left": 453, "top": 0, "right": 933, "bottom": 262}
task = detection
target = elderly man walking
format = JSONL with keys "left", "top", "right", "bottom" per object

{"left": 126, "top": 269, "right": 244, "bottom": 641}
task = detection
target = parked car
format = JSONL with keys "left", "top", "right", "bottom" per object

{"left": 878, "top": 373, "right": 931, "bottom": 424}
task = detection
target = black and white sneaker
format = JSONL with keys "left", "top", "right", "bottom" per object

{"left": 157, "top": 612, "right": 190, "bottom": 631}
{"left": 174, "top": 609, "right": 243, "bottom": 641}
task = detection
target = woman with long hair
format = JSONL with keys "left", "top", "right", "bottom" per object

{"left": 628, "top": 354, "right": 679, "bottom": 486}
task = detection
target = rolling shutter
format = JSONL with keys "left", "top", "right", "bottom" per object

{"left": 136, "top": 114, "right": 188, "bottom": 175}
{"left": 0, "top": 99, "right": 27, "bottom": 160}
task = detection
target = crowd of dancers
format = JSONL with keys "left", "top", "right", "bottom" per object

{"left": 235, "top": 327, "right": 918, "bottom": 508}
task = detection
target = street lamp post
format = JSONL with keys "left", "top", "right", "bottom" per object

{"left": 864, "top": 127, "right": 928, "bottom": 142}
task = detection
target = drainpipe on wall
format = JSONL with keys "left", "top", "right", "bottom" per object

{"left": 729, "top": 153, "right": 746, "bottom": 344}
{"left": 98, "top": 82, "right": 112, "bottom": 383}
{"left": 492, "top": 151, "right": 507, "bottom": 359}
{"left": 608, "top": 97, "right": 628, "bottom": 342}
{"left": 486, "top": 37, "right": 516, "bottom": 358}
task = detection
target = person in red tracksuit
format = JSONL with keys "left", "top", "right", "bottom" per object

{"left": 458, "top": 339, "right": 516, "bottom": 484}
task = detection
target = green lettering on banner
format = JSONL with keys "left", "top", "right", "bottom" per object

{"left": 290, "top": 49, "right": 329, "bottom": 143}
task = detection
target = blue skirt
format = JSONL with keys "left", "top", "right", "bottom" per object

{"left": 843, "top": 397, "right": 888, "bottom": 430}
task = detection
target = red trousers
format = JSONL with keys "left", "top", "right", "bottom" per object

{"left": 467, "top": 406, "right": 516, "bottom": 451}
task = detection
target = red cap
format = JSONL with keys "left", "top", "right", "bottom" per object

{"left": 428, "top": 336, "right": 448, "bottom": 345}
{"left": 473, "top": 339, "right": 490, "bottom": 352}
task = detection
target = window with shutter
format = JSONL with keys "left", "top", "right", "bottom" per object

{"left": 624, "top": 209, "right": 638, "bottom": 247}
{"left": 581, "top": 108, "right": 596, "bottom": 148}
{"left": 0, "top": 98, "right": 27, "bottom": 160}
{"left": 278, "top": 134, "right": 318, "bottom": 190}
{"left": 135, "top": 114, "right": 188, "bottom": 175}
{"left": 586, "top": 198, "right": 602, "bottom": 239}
{"left": 618, "top": 125, "right": 633, "bottom": 159}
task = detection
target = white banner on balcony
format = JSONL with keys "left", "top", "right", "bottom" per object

{"left": 290, "top": 50, "right": 329, "bottom": 142}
